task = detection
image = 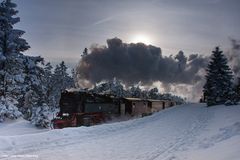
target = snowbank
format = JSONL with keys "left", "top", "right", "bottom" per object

{"left": 0, "top": 103, "right": 239, "bottom": 160}
{"left": 0, "top": 118, "right": 49, "bottom": 136}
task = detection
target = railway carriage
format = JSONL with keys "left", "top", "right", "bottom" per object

{"left": 52, "top": 91, "right": 177, "bottom": 128}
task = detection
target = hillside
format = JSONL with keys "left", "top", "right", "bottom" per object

{"left": 0, "top": 103, "right": 240, "bottom": 160}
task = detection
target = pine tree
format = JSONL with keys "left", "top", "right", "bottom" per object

{"left": 53, "top": 61, "right": 71, "bottom": 89}
{"left": 82, "top": 48, "right": 88, "bottom": 57}
{"left": 0, "top": 0, "right": 54, "bottom": 126}
{"left": 0, "top": 0, "right": 30, "bottom": 56}
{"left": 0, "top": 0, "right": 29, "bottom": 98}
{"left": 51, "top": 61, "right": 74, "bottom": 107}
{"left": 30, "top": 103, "right": 51, "bottom": 128}
{"left": 92, "top": 78, "right": 126, "bottom": 97}
{"left": 22, "top": 56, "right": 46, "bottom": 119}
{"left": 22, "top": 58, "right": 53, "bottom": 127}
{"left": 0, "top": 0, "right": 30, "bottom": 121}
{"left": 43, "top": 62, "right": 56, "bottom": 108}
{"left": 203, "top": 47, "right": 235, "bottom": 106}
{"left": 129, "top": 85, "right": 142, "bottom": 98}
{"left": 0, "top": 96, "right": 21, "bottom": 122}
{"left": 235, "top": 78, "right": 240, "bottom": 101}
{"left": 148, "top": 88, "right": 159, "bottom": 99}
{"left": 71, "top": 68, "right": 77, "bottom": 88}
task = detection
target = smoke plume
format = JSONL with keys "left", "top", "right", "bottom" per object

{"left": 227, "top": 39, "right": 240, "bottom": 79}
{"left": 76, "top": 38, "right": 208, "bottom": 87}
{"left": 75, "top": 38, "right": 240, "bottom": 101}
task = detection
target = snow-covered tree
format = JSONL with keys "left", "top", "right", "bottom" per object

{"left": 30, "top": 103, "right": 51, "bottom": 128}
{"left": 148, "top": 88, "right": 159, "bottom": 99}
{"left": 10, "top": 56, "right": 52, "bottom": 128}
{"left": 93, "top": 80, "right": 143, "bottom": 98}
{"left": 2, "top": 54, "right": 25, "bottom": 102}
{"left": 235, "top": 78, "right": 240, "bottom": 101}
{"left": 90, "top": 78, "right": 185, "bottom": 104}
{"left": 129, "top": 85, "right": 142, "bottom": 98}
{"left": 0, "top": 0, "right": 30, "bottom": 56}
{"left": 0, "top": 1, "right": 53, "bottom": 126}
{"left": 54, "top": 61, "right": 74, "bottom": 90}
{"left": 92, "top": 78, "right": 126, "bottom": 97}
{"left": 51, "top": 61, "right": 74, "bottom": 107}
{"left": 0, "top": 0, "right": 31, "bottom": 121}
{"left": 71, "top": 68, "right": 78, "bottom": 88}
{"left": 203, "top": 47, "right": 235, "bottom": 106}
{"left": 43, "top": 62, "right": 56, "bottom": 108}
{"left": 23, "top": 88, "right": 51, "bottom": 128}
{"left": 109, "top": 79, "right": 125, "bottom": 97}
{"left": 0, "top": 96, "right": 22, "bottom": 122}
{"left": 159, "top": 93, "right": 185, "bottom": 104}
{"left": 141, "top": 90, "right": 148, "bottom": 99}
{"left": 44, "top": 62, "right": 53, "bottom": 82}
{"left": 22, "top": 56, "right": 46, "bottom": 120}
{"left": 0, "top": 0, "right": 30, "bottom": 99}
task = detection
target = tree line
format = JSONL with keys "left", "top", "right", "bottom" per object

{"left": 0, "top": 0, "right": 74, "bottom": 127}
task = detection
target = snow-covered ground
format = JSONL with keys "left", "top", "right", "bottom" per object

{"left": 0, "top": 103, "right": 240, "bottom": 160}
{"left": 0, "top": 118, "right": 49, "bottom": 136}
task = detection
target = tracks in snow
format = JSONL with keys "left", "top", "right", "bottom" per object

{"left": 0, "top": 104, "right": 214, "bottom": 160}
{"left": 142, "top": 105, "right": 213, "bottom": 160}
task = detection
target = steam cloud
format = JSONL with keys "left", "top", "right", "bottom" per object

{"left": 227, "top": 39, "right": 240, "bottom": 79}
{"left": 76, "top": 38, "right": 240, "bottom": 101}
{"left": 76, "top": 38, "right": 207, "bottom": 85}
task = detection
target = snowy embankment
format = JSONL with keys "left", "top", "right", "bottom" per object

{"left": 0, "top": 118, "right": 49, "bottom": 136}
{"left": 0, "top": 103, "right": 240, "bottom": 160}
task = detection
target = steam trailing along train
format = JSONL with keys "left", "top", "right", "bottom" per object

{"left": 52, "top": 91, "right": 177, "bottom": 129}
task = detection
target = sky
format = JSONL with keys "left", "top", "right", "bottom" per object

{"left": 11, "top": 0, "right": 240, "bottom": 101}
{"left": 13, "top": 0, "right": 240, "bottom": 67}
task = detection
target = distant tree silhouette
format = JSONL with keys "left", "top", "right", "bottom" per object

{"left": 82, "top": 48, "right": 88, "bottom": 57}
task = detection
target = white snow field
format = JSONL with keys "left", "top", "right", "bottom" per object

{"left": 0, "top": 118, "right": 49, "bottom": 136}
{"left": 0, "top": 103, "right": 240, "bottom": 160}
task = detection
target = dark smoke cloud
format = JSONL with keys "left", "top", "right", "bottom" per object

{"left": 76, "top": 37, "right": 208, "bottom": 88}
{"left": 75, "top": 37, "right": 240, "bottom": 102}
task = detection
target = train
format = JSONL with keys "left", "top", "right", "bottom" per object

{"left": 52, "top": 90, "right": 177, "bottom": 129}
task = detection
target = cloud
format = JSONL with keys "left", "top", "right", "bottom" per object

{"left": 93, "top": 16, "right": 114, "bottom": 26}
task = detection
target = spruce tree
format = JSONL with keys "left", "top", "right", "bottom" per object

{"left": 82, "top": 48, "right": 88, "bottom": 57}
{"left": 71, "top": 68, "right": 77, "bottom": 88}
{"left": 129, "top": 85, "right": 142, "bottom": 98}
{"left": 0, "top": 1, "right": 51, "bottom": 124}
{"left": 148, "top": 88, "right": 159, "bottom": 99}
{"left": 235, "top": 78, "right": 240, "bottom": 101}
{"left": 51, "top": 61, "right": 74, "bottom": 107}
{"left": 0, "top": 0, "right": 30, "bottom": 56}
{"left": 92, "top": 78, "right": 126, "bottom": 97}
{"left": 53, "top": 61, "right": 73, "bottom": 91}
{"left": 0, "top": 0, "right": 29, "bottom": 98}
{"left": 22, "top": 56, "right": 46, "bottom": 119}
{"left": 43, "top": 62, "right": 56, "bottom": 108}
{"left": 0, "top": 0, "right": 30, "bottom": 121}
{"left": 203, "top": 47, "right": 235, "bottom": 106}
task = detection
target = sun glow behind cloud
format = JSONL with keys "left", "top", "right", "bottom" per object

{"left": 130, "top": 34, "right": 153, "bottom": 45}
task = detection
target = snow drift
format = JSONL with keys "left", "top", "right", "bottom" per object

{"left": 0, "top": 103, "right": 240, "bottom": 160}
